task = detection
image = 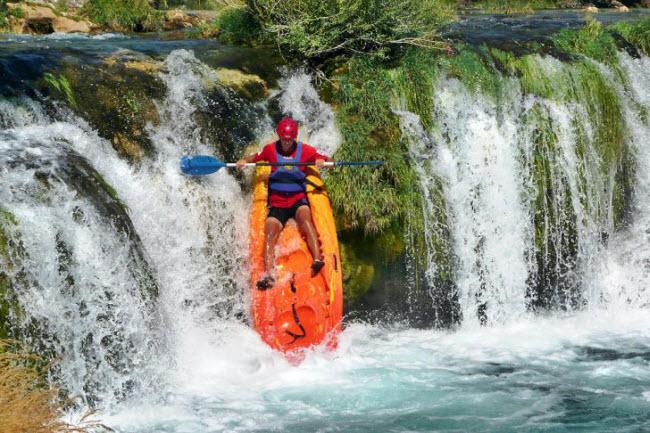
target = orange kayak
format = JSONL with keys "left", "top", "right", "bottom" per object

{"left": 249, "top": 166, "right": 343, "bottom": 356}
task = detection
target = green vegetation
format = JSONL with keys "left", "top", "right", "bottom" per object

{"left": 163, "top": 0, "right": 236, "bottom": 9}
{"left": 327, "top": 56, "right": 424, "bottom": 236}
{"left": 11, "top": 5, "right": 24, "bottom": 19}
{"left": 611, "top": 18, "right": 650, "bottom": 56}
{"left": 0, "top": 209, "right": 23, "bottom": 341}
{"left": 468, "top": 0, "right": 572, "bottom": 13}
{"left": 49, "top": 59, "right": 165, "bottom": 161}
{"left": 81, "top": 0, "right": 163, "bottom": 31}
{"left": 43, "top": 72, "right": 76, "bottom": 108}
{"left": 553, "top": 18, "right": 619, "bottom": 66}
{"left": 0, "top": 340, "right": 99, "bottom": 433}
{"left": 214, "top": 5, "right": 260, "bottom": 45}
{"left": 323, "top": 48, "right": 458, "bottom": 302}
{"left": 245, "top": 0, "right": 454, "bottom": 62}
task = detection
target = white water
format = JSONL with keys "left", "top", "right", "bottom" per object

{"left": 591, "top": 53, "right": 650, "bottom": 309}
{"left": 274, "top": 70, "right": 341, "bottom": 156}
{"left": 2, "top": 46, "right": 650, "bottom": 432}
{"left": 399, "top": 53, "right": 650, "bottom": 326}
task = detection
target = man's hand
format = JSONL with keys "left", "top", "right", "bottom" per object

{"left": 236, "top": 158, "right": 247, "bottom": 168}
{"left": 315, "top": 158, "right": 325, "bottom": 168}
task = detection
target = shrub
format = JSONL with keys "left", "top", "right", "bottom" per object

{"left": 245, "top": 0, "right": 454, "bottom": 61}
{"left": 215, "top": 6, "right": 261, "bottom": 44}
{"left": 11, "top": 6, "right": 25, "bottom": 19}
{"left": 81, "top": 0, "right": 163, "bottom": 31}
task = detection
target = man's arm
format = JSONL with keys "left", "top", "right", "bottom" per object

{"left": 236, "top": 145, "right": 270, "bottom": 167}
{"left": 304, "top": 145, "right": 334, "bottom": 168}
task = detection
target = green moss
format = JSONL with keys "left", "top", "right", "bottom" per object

{"left": 53, "top": 59, "right": 165, "bottom": 161}
{"left": 327, "top": 58, "right": 401, "bottom": 236}
{"left": 0, "top": 208, "right": 23, "bottom": 340}
{"left": 523, "top": 104, "right": 580, "bottom": 310}
{"left": 439, "top": 46, "right": 503, "bottom": 99}
{"left": 421, "top": 176, "right": 454, "bottom": 281}
{"left": 489, "top": 48, "right": 519, "bottom": 76}
{"left": 11, "top": 5, "right": 25, "bottom": 19}
{"left": 388, "top": 49, "right": 438, "bottom": 131}
{"left": 611, "top": 18, "right": 650, "bottom": 57}
{"left": 553, "top": 19, "right": 619, "bottom": 66}
{"left": 570, "top": 61, "right": 626, "bottom": 177}
{"left": 514, "top": 54, "right": 563, "bottom": 99}
{"left": 92, "top": 172, "right": 128, "bottom": 213}
{"left": 339, "top": 241, "right": 375, "bottom": 303}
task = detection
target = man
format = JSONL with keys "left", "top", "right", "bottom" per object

{"left": 237, "top": 117, "right": 334, "bottom": 289}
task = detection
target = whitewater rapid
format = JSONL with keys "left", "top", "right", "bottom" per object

{"left": 1, "top": 38, "right": 650, "bottom": 432}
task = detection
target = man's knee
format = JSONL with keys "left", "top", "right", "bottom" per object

{"left": 295, "top": 205, "right": 312, "bottom": 224}
{"left": 265, "top": 217, "right": 282, "bottom": 238}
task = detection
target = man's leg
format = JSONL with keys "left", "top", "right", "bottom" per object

{"left": 264, "top": 216, "right": 283, "bottom": 276}
{"left": 295, "top": 205, "right": 324, "bottom": 274}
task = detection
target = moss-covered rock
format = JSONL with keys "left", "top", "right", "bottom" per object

{"left": 214, "top": 67, "right": 268, "bottom": 101}
{"left": 44, "top": 52, "right": 165, "bottom": 162}
{"left": 0, "top": 208, "right": 25, "bottom": 340}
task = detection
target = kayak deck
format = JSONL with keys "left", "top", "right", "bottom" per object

{"left": 249, "top": 166, "right": 343, "bottom": 355}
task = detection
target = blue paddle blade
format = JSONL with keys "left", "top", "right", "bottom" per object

{"left": 180, "top": 155, "right": 224, "bottom": 176}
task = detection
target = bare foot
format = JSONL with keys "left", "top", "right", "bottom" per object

{"left": 256, "top": 274, "right": 275, "bottom": 290}
{"left": 310, "top": 259, "right": 325, "bottom": 276}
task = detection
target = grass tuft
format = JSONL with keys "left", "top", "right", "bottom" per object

{"left": 0, "top": 340, "right": 104, "bottom": 433}
{"left": 611, "top": 18, "right": 650, "bottom": 57}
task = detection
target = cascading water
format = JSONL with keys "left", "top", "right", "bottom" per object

{"left": 591, "top": 53, "right": 650, "bottom": 309}
{"left": 2, "top": 27, "right": 650, "bottom": 432}
{"left": 399, "top": 51, "right": 650, "bottom": 326}
{"left": 0, "top": 117, "right": 163, "bottom": 407}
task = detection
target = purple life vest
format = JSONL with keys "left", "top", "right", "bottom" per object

{"left": 268, "top": 141, "right": 306, "bottom": 194}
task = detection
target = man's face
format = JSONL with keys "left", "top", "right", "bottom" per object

{"left": 279, "top": 137, "right": 293, "bottom": 148}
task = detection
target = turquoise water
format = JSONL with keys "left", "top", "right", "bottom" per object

{"left": 3, "top": 21, "right": 650, "bottom": 433}
{"left": 98, "top": 310, "right": 650, "bottom": 433}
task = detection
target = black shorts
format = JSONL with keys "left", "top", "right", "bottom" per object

{"left": 268, "top": 199, "right": 309, "bottom": 225}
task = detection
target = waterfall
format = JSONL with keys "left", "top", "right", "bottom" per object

{"left": 275, "top": 70, "right": 342, "bottom": 156}
{"left": 0, "top": 120, "right": 163, "bottom": 407}
{"left": 591, "top": 53, "right": 650, "bottom": 309}
{"left": 0, "top": 50, "right": 343, "bottom": 409}
{"left": 399, "top": 52, "right": 650, "bottom": 325}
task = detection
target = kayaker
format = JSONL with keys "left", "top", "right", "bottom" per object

{"left": 237, "top": 117, "right": 334, "bottom": 289}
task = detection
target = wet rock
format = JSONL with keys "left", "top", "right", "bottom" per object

{"left": 112, "top": 132, "right": 144, "bottom": 160}
{"left": 164, "top": 9, "right": 195, "bottom": 30}
{"left": 0, "top": 209, "right": 24, "bottom": 340}
{"left": 195, "top": 79, "right": 266, "bottom": 163}
{"left": 49, "top": 51, "right": 165, "bottom": 161}
{"left": 215, "top": 68, "right": 268, "bottom": 101}
{"left": 52, "top": 16, "right": 92, "bottom": 33}
{"left": 163, "top": 9, "right": 218, "bottom": 31}
{"left": 583, "top": 4, "right": 599, "bottom": 12}
{"left": 7, "top": 3, "right": 56, "bottom": 34}
{"left": 6, "top": 2, "right": 93, "bottom": 34}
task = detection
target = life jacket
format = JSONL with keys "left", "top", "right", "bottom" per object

{"left": 268, "top": 141, "right": 306, "bottom": 194}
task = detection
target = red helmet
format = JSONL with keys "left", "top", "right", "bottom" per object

{"left": 276, "top": 117, "right": 298, "bottom": 140}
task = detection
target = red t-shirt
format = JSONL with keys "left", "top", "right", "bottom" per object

{"left": 252, "top": 141, "right": 328, "bottom": 208}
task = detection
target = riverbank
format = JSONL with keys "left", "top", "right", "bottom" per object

{"left": 1, "top": 0, "right": 649, "bottom": 37}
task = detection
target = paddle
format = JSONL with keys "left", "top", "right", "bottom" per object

{"left": 180, "top": 155, "right": 384, "bottom": 176}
